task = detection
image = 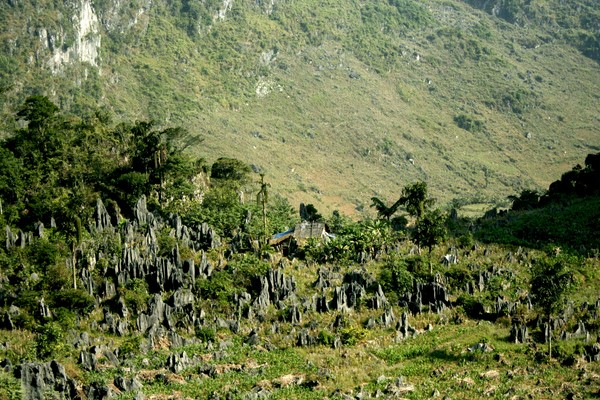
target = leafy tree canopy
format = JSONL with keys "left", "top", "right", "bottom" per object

{"left": 412, "top": 208, "right": 447, "bottom": 254}
{"left": 400, "top": 181, "right": 435, "bottom": 220}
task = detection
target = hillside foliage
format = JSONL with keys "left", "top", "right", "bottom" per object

{"left": 0, "top": 0, "right": 598, "bottom": 213}
{"left": 0, "top": 97, "right": 599, "bottom": 398}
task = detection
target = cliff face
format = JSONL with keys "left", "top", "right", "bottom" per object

{"left": 41, "top": 0, "right": 101, "bottom": 73}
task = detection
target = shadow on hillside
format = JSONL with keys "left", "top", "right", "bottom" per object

{"left": 471, "top": 197, "right": 600, "bottom": 256}
{"left": 427, "top": 349, "right": 468, "bottom": 363}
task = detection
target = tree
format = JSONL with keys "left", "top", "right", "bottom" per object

{"left": 412, "top": 209, "right": 447, "bottom": 255}
{"left": 16, "top": 95, "right": 59, "bottom": 134}
{"left": 256, "top": 173, "right": 270, "bottom": 246}
{"left": 300, "top": 203, "right": 323, "bottom": 222}
{"left": 508, "top": 189, "right": 540, "bottom": 210}
{"left": 399, "top": 181, "right": 435, "bottom": 220}
{"left": 128, "top": 122, "right": 195, "bottom": 205}
{"left": 210, "top": 157, "right": 251, "bottom": 186}
{"left": 370, "top": 197, "right": 403, "bottom": 220}
{"left": 530, "top": 258, "right": 575, "bottom": 359}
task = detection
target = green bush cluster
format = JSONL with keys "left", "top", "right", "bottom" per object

{"left": 453, "top": 114, "right": 484, "bottom": 133}
{"left": 340, "top": 326, "right": 367, "bottom": 346}
{"left": 119, "top": 279, "right": 150, "bottom": 316}
{"left": 379, "top": 256, "right": 414, "bottom": 303}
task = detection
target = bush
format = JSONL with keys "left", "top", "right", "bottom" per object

{"left": 119, "top": 335, "right": 142, "bottom": 358}
{"left": 196, "top": 270, "right": 235, "bottom": 306}
{"left": 379, "top": 259, "right": 414, "bottom": 303}
{"left": 228, "top": 253, "right": 270, "bottom": 294}
{"left": 119, "top": 279, "right": 150, "bottom": 316}
{"left": 317, "top": 330, "right": 336, "bottom": 347}
{"left": 456, "top": 294, "right": 486, "bottom": 320}
{"left": 445, "top": 265, "right": 473, "bottom": 290}
{"left": 405, "top": 255, "right": 432, "bottom": 282}
{"left": 453, "top": 114, "right": 484, "bottom": 133}
{"left": 340, "top": 326, "right": 367, "bottom": 346}
{"left": 195, "top": 327, "right": 216, "bottom": 343}
{"left": 457, "top": 233, "right": 474, "bottom": 249}
{"left": 0, "top": 372, "right": 22, "bottom": 399}
{"left": 35, "top": 322, "right": 64, "bottom": 360}
{"left": 51, "top": 288, "right": 96, "bottom": 315}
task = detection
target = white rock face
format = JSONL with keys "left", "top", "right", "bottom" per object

{"left": 255, "top": 77, "right": 272, "bottom": 98}
{"left": 42, "top": 0, "right": 101, "bottom": 74}
{"left": 262, "top": 0, "right": 277, "bottom": 15}
{"left": 215, "top": 0, "right": 234, "bottom": 21}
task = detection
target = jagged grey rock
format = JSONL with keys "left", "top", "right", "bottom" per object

{"left": 37, "top": 298, "right": 52, "bottom": 319}
{"left": 16, "top": 360, "right": 76, "bottom": 400}
{"left": 0, "top": 311, "right": 14, "bottom": 330}
{"left": 245, "top": 329, "right": 260, "bottom": 346}
{"left": 253, "top": 269, "right": 296, "bottom": 309}
{"left": 167, "top": 351, "right": 192, "bottom": 373}
{"left": 79, "top": 350, "right": 96, "bottom": 371}
{"left": 5, "top": 226, "right": 16, "bottom": 249}
{"left": 509, "top": 323, "right": 528, "bottom": 344}
{"left": 381, "top": 307, "right": 396, "bottom": 328}
{"left": 84, "top": 382, "right": 113, "bottom": 400}
{"left": 114, "top": 376, "right": 142, "bottom": 392}
{"left": 587, "top": 343, "right": 600, "bottom": 362}
{"left": 396, "top": 312, "right": 416, "bottom": 340}
{"left": 296, "top": 330, "right": 314, "bottom": 347}
{"left": 95, "top": 198, "right": 113, "bottom": 232}
{"left": 370, "top": 285, "right": 389, "bottom": 310}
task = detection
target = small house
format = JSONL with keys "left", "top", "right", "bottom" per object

{"left": 270, "top": 221, "right": 334, "bottom": 256}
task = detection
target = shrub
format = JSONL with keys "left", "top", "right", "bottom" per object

{"left": 119, "top": 279, "right": 150, "bottom": 316}
{"left": 453, "top": 114, "right": 484, "bottom": 133}
{"left": 456, "top": 294, "right": 486, "bottom": 320}
{"left": 51, "top": 288, "right": 96, "bottom": 315}
{"left": 340, "top": 326, "right": 367, "bottom": 346}
{"left": 445, "top": 265, "right": 473, "bottom": 290}
{"left": 317, "top": 330, "right": 336, "bottom": 347}
{"left": 228, "top": 253, "right": 270, "bottom": 294}
{"left": 0, "top": 372, "right": 22, "bottom": 399}
{"left": 119, "top": 335, "right": 142, "bottom": 358}
{"left": 35, "top": 322, "right": 64, "bottom": 360}
{"left": 195, "top": 327, "right": 216, "bottom": 343}
{"left": 379, "top": 259, "right": 414, "bottom": 303}
{"left": 457, "top": 233, "right": 474, "bottom": 249}
{"left": 196, "top": 270, "right": 235, "bottom": 306}
{"left": 405, "top": 255, "right": 432, "bottom": 282}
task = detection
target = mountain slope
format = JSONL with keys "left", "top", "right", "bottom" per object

{"left": 1, "top": 0, "right": 599, "bottom": 213}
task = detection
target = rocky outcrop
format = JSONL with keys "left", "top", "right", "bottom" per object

{"left": 254, "top": 269, "right": 296, "bottom": 310}
{"left": 15, "top": 360, "right": 77, "bottom": 400}
{"left": 509, "top": 322, "right": 528, "bottom": 344}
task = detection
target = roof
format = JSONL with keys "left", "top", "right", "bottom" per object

{"left": 269, "top": 221, "right": 333, "bottom": 246}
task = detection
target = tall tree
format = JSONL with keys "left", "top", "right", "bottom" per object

{"left": 370, "top": 197, "right": 403, "bottom": 220}
{"left": 412, "top": 209, "right": 447, "bottom": 255}
{"left": 256, "top": 173, "right": 270, "bottom": 246}
{"left": 399, "top": 181, "right": 435, "bottom": 220}
{"left": 530, "top": 258, "right": 575, "bottom": 359}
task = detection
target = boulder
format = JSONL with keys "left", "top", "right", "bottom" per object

{"left": 15, "top": 360, "right": 76, "bottom": 400}
{"left": 509, "top": 323, "right": 528, "bottom": 344}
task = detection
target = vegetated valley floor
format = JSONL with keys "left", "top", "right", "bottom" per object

{"left": 1, "top": 198, "right": 600, "bottom": 399}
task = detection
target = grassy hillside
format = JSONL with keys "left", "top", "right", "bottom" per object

{"left": 0, "top": 0, "right": 599, "bottom": 213}
{"left": 0, "top": 94, "right": 599, "bottom": 398}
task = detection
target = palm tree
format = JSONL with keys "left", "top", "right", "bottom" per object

{"left": 370, "top": 197, "right": 403, "bottom": 220}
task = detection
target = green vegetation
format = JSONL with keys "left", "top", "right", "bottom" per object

{"left": 1, "top": 0, "right": 598, "bottom": 214}
{"left": 0, "top": 1, "right": 599, "bottom": 397}
{"left": 530, "top": 257, "right": 576, "bottom": 359}
{"left": 0, "top": 110, "right": 598, "bottom": 396}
